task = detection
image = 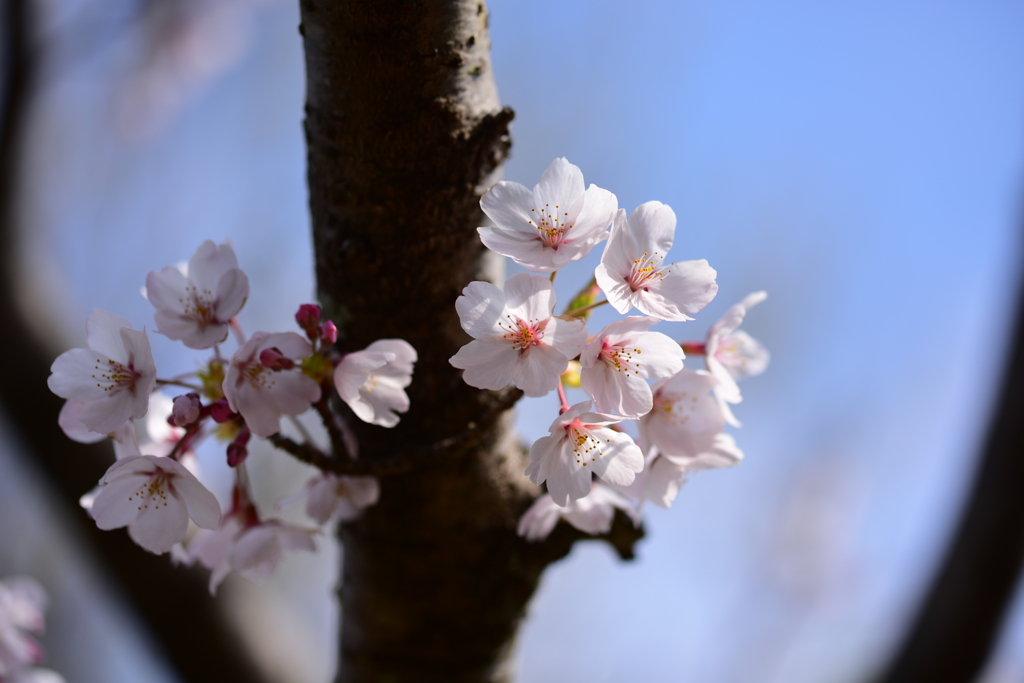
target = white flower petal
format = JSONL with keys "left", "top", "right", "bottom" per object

{"left": 454, "top": 280, "right": 507, "bottom": 338}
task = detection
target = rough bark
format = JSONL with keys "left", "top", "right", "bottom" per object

{"left": 0, "top": 1, "right": 275, "bottom": 681}
{"left": 298, "top": 2, "right": 641, "bottom": 681}
{"left": 873, "top": 239, "right": 1024, "bottom": 683}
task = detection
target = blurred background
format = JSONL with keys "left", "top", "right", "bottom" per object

{"left": 1, "top": 0, "right": 1023, "bottom": 681}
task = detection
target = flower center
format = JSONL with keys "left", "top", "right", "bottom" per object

{"left": 499, "top": 315, "right": 544, "bottom": 354}
{"left": 183, "top": 285, "right": 217, "bottom": 327}
{"left": 243, "top": 361, "right": 274, "bottom": 390}
{"left": 600, "top": 341, "right": 642, "bottom": 375}
{"left": 567, "top": 420, "right": 605, "bottom": 466}
{"left": 126, "top": 471, "right": 172, "bottom": 511}
{"left": 654, "top": 391, "right": 699, "bottom": 425}
{"left": 714, "top": 335, "right": 746, "bottom": 368}
{"left": 528, "top": 204, "right": 573, "bottom": 248}
{"left": 627, "top": 252, "right": 669, "bottom": 291}
{"left": 93, "top": 357, "right": 141, "bottom": 392}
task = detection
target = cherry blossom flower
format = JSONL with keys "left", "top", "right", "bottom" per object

{"left": 478, "top": 158, "right": 617, "bottom": 273}
{"left": 625, "top": 434, "right": 744, "bottom": 509}
{"left": 517, "top": 482, "right": 639, "bottom": 541}
{"left": 705, "top": 291, "right": 770, "bottom": 426}
{"left": 0, "top": 577, "right": 47, "bottom": 677}
{"left": 145, "top": 240, "right": 249, "bottom": 349}
{"left": 450, "top": 273, "right": 587, "bottom": 397}
{"left": 638, "top": 368, "right": 727, "bottom": 460}
{"left": 524, "top": 401, "right": 644, "bottom": 506}
{"left": 223, "top": 332, "right": 320, "bottom": 437}
{"left": 281, "top": 472, "right": 380, "bottom": 525}
{"left": 595, "top": 202, "right": 718, "bottom": 321}
{"left": 48, "top": 310, "right": 156, "bottom": 434}
{"left": 89, "top": 453, "right": 221, "bottom": 554}
{"left": 57, "top": 399, "right": 136, "bottom": 459}
{"left": 579, "top": 316, "right": 685, "bottom": 417}
{"left": 334, "top": 340, "right": 417, "bottom": 427}
{"left": 177, "top": 503, "right": 317, "bottom": 594}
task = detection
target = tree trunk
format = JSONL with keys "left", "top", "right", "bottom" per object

{"left": 299, "top": 2, "right": 640, "bottom": 680}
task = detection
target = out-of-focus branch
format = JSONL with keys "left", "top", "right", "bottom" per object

{"left": 874, "top": 239, "right": 1024, "bottom": 680}
{"left": 0, "top": 2, "right": 273, "bottom": 682}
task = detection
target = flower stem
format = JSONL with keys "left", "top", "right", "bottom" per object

{"left": 565, "top": 299, "right": 609, "bottom": 317}
{"left": 549, "top": 270, "right": 557, "bottom": 283}
{"left": 155, "top": 378, "right": 203, "bottom": 391}
{"left": 557, "top": 381, "right": 570, "bottom": 413}
{"left": 681, "top": 342, "right": 707, "bottom": 356}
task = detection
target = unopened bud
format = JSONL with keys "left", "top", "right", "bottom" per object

{"left": 171, "top": 392, "right": 202, "bottom": 427}
{"left": 260, "top": 347, "right": 295, "bottom": 370}
{"left": 319, "top": 320, "right": 338, "bottom": 345}
{"left": 295, "top": 304, "right": 322, "bottom": 339}
{"left": 227, "top": 427, "right": 251, "bottom": 467}
{"left": 209, "top": 398, "right": 237, "bottom": 424}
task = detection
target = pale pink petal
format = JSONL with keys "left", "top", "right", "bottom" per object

{"left": 187, "top": 240, "right": 239, "bottom": 293}
{"left": 579, "top": 361, "right": 652, "bottom": 417}
{"left": 566, "top": 185, "right": 617, "bottom": 245}
{"left": 638, "top": 260, "right": 718, "bottom": 321}
{"left": 144, "top": 266, "right": 190, "bottom": 316}
{"left": 511, "top": 343, "right": 569, "bottom": 397}
{"left": 533, "top": 158, "right": 585, "bottom": 207}
{"left": 524, "top": 435, "right": 563, "bottom": 489}
{"left": 78, "top": 392, "right": 137, "bottom": 435}
{"left": 480, "top": 180, "right": 535, "bottom": 235}
{"left": 503, "top": 273, "right": 556, "bottom": 322}
{"left": 476, "top": 228, "right": 550, "bottom": 271}
{"left": 364, "top": 339, "right": 417, "bottom": 379}
{"left": 171, "top": 473, "right": 221, "bottom": 530}
{"left": 627, "top": 201, "right": 675, "bottom": 256}
{"left": 48, "top": 349, "right": 114, "bottom": 402}
{"left": 58, "top": 400, "right": 107, "bottom": 444}
{"left": 84, "top": 309, "right": 133, "bottom": 363}
{"left": 594, "top": 262, "right": 635, "bottom": 315}
{"left": 589, "top": 428, "right": 644, "bottom": 486}
{"left": 213, "top": 268, "right": 249, "bottom": 321}
{"left": 517, "top": 495, "right": 561, "bottom": 541}
{"left": 454, "top": 280, "right": 507, "bottom": 338}
{"left": 127, "top": 495, "right": 189, "bottom": 554}
{"left": 449, "top": 338, "right": 518, "bottom": 391}
{"left": 543, "top": 317, "right": 587, "bottom": 359}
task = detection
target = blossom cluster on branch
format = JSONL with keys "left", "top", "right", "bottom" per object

{"left": 450, "top": 158, "right": 769, "bottom": 539}
{"left": 47, "top": 241, "right": 415, "bottom": 591}
{"left": 0, "top": 577, "right": 64, "bottom": 683}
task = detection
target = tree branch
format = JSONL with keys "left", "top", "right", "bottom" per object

{"left": 874, "top": 239, "right": 1024, "bottom": 681}
{"left": 299, "top": 2, "right": 642, "bottom": 680}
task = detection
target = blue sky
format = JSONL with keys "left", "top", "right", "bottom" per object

{"left": 2, "top": 0, "right": 1024, "bottom": 680}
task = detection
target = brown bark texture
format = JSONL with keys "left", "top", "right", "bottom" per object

{"left": 298, "top": 1, "right": 642, "bottom": 681}
{"left": 0, "top": 1, "right": 276, "bottom": 681}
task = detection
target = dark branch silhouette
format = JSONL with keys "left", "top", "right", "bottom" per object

{"left": 875, "top": 226, "right": 1024, "bottom": 680}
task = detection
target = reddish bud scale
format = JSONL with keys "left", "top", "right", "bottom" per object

{"left": 681, "top": 342, "right": 707, "bottom": 356}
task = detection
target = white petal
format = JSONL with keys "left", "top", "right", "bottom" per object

{"left": 144, "top": 266, "right": 190, "bottom": 315}
{"left": 476, "top": 227, "right": 551, "bottom": 271}
{"left": 628, "top": 201, "right": 676, "bottom": 256}
{"left": 449, "top": 338, "right": 518, "bottom": 391}
{"left": 85, "top": 309, "right": 133, "bottom": 362}
{"left": 566, "top": 185, "right": 617, "bottom": 247}
{"left": 533, "top": 158, "right": 585, "bottom": 208}
{"left": 48, "top": 348, "right": 113, "bottom": 401}
{"left": 543, "top": 316, "right": 587, "bottom": 359}
{"left": 213, "top": 268, "right": 249, "bottom": 321}
{"left": 455, "top": 280, "right": 506, "bottom": 338}
{"left": 480, "top": 180, "right": 535, "bottom": 234}
{"left": 171, "top": 472, "right": 221, "bottom": 530}
{"left": 639, "top": 260, "right": 718, "bottom": 321}
{"left": 517, "top": 495, "right": 561, "bottom": 541}
{"left": 633, "top": 331, "right": 685, "bottom": 379}
{"left": 79, "top": 392, "right": 137, "bottom": 435}
{"left": 511, "top": 344, "right": 568, "bottom": 397}
{"left": 579, "top": 362, "right": 653, "bottom": 417}
{"left": 594, "top": 262, "right": 636, "bottom": 315}
{"left": 589, "top": 428, "right": 644, "bottom": 486}
{"left": 188, "top": 240, "right": 239, "bottom": 294}
{"left": 641, "top": 456, "right": 688, "bottom": 509}
{"left": 365, "top": 339, "right": 417, "bottom": 379}
{"left": 503, "top": 273, "right": 555, "bottom": 322}
{"left": 128, "top": 494, "right": 189, "bottom": 554}
{"left": 58, "top": 399, "right": 107, "bottom": 444}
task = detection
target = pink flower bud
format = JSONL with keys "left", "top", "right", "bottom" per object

{"left": 209, "top": 398, "right": 237, "bottom": 423}
{"left": 259, "top": 347, "right": 296, "bottom": 370}
{"left": 172, "top": 392, "right": 202, "bottom": 427}
{"left": 296, "top": 304, "right": 322, "bottom": 339}
{"left": 227, "top": 427, "right": 251, "bottom": 467}
{"left": 319, "top": 321, "right": 338, "bottom": 345}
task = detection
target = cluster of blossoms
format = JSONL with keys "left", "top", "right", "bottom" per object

{"left": 450, "top": 158, "right": 769, "bottom": 539}
{"left": 0, "top": 577, "right": 64, "bottom": 683}
{"left": 48, "top": 241, "right": 415, "bottom": 591}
